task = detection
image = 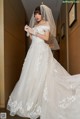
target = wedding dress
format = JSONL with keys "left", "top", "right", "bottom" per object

{"left": 7, "top": 24, "right": 80, "bottom": 119}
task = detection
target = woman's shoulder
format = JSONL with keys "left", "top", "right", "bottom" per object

{"left": 34, "top": 20, "right": 49, "bottom": 27}
{"left": 33, "top": 21, "right": 50, "bottom": 32}
{"left": 42, "top": 21, "right": 49, "bottom": 26}
{"left": 43, "top": 21, "right": 50, "bottom": 29}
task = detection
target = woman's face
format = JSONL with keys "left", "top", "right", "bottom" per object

{"left": 34, "top": 13, "right": 42, "bottom": 22}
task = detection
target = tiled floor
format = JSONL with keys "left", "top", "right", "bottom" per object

{"left": 0, "top": 108, "right": 40, "bottom": 119}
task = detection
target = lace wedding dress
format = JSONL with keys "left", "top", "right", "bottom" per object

{"left": 7, "top": 24, "right": 80, "bottom": 119}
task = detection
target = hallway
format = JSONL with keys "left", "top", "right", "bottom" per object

{"left": 0, "top": 0, "right": 80, "bottom": 119}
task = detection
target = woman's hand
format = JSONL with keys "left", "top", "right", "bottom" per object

{"left": 24, "top": 25, "right": 35, "bottom": 35}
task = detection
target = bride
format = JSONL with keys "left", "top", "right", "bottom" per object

{"left": 7, "top": 4, "right": 80, "bottom": 119}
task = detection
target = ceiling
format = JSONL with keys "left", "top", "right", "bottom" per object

{"left": 21, "top": 0, "right": 62, "bottom": 23}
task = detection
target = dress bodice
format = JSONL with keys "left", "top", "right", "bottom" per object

{"left": 31, "top": 24, "right": 50, "bottom": 43}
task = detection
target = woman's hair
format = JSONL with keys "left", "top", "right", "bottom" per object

{"left": 34, "top": 6, "right": 41, "bottom": 16}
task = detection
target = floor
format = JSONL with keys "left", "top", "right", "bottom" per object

{"left": 0, "top": 108, "right": 40, "bottom": 119}
{"left": 0, "top": 108, "right": 26, "bottom": 119}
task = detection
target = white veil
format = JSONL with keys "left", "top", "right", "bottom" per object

{"left": 27, "top": 4, "right": 60, "bottom": 50}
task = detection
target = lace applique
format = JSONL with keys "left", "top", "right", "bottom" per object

{"left": 58, "top": 96, "right": 76, "bottom": 109}
{"left": 26, "top": 101, "right": 41, "bottom": 119}
{"left": 29, "top": 105, "right": 41, "bottom": 119}
{"left": 7, "top": 97, "right": 24, "bottom": 116}
{"left": 36, "top": 52, "right": 43, "bottom": 71}
{"left": 26, "top": 102, "right": 33, "bottom": 111}
{"left": 7, "top": 96, "right": 41, "bottom": 118}
{"left": 43, "top": 83, "right": 48, "bottom": 102}
{"left": 35, "top": 45, "right": 47, "bottom": 72}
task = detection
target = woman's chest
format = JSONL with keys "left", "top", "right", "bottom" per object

{"left": 33, "top": 26, "right": 46, "bottom": 34}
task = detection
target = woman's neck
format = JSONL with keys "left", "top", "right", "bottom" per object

{"left": 36, "top": 19, "right": 46, "bottom": 25}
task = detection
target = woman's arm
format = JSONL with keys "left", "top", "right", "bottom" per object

{"left": 24, "top": 25, "right": 32, "bottom": 40}
{"left": 35, "top": 31, "right": 50, "bottom": 41}
{"left": 29, "top": 34, "right": 32, "bottom": 40}
{"left": 24, "top": 25, "right": 50, "bottom": 41}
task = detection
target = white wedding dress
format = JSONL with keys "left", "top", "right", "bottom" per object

{"left": 7, "top": 24, "right": 80, "bottom": 119}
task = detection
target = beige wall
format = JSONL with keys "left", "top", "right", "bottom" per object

{"left": 0, "top": 0, "right": 5, "bottom": 108}
{"left": 0, "top": 0, "right": 27, "bottom": 108}
{"left": 57, "top": 3, "right": 80, "bottom": 74}
{"left": 57, "top": 4, "right": 67, "bottom": 70}
{"left": 68, "top": 3, "right": 80, "bottom": 74}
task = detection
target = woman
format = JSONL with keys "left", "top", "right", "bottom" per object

{"left": 7, "top": 5, "right": 80, "bottom": 119}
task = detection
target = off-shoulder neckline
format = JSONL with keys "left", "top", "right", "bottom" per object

{"left": 33, "top": 25, "right": 49, "bottom": 28}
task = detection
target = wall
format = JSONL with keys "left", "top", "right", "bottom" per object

{"left": 0, "top": 0, "right": 27, "bottom": 108}
{"left": 57, "top": 4, "right": 67, "bottom": 70}
{"left": 4, "top": 0, "right": 27, "bottom": 107}
{"left": 57, "top": 3, "right": 80, "bottom": 74}
{"left": 0, "top": 0, "right": 5, "bottom": 108}
{"left": 68, "top": 3, "right": 80, "bottom": 74}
